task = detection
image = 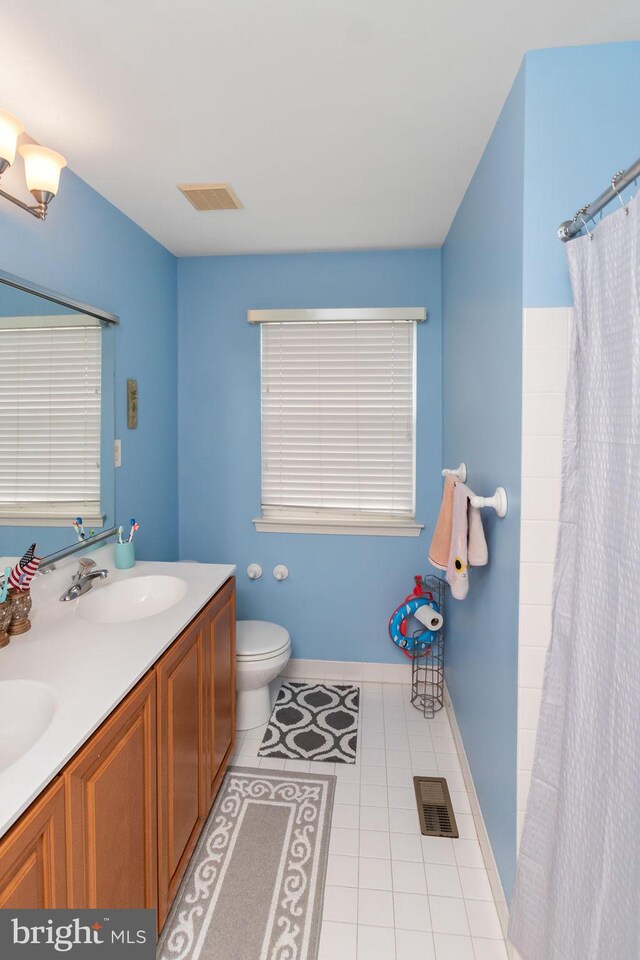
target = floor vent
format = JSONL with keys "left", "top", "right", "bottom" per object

{"left": 413, "top": 776, "right": 459, "bottom": 838}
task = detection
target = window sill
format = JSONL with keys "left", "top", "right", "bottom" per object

{"left": 252, "top": 516, "right": 424, "bottom": 537}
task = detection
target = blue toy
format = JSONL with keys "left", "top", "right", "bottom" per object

{"left": 388, "top": 577, "right": 442, "bottom": 657}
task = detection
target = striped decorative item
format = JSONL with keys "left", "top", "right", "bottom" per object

{"left": 8, "top": 543, "right": 41, "bottom": 591}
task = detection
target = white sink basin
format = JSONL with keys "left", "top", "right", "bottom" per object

{"left": 0, "top": 680, "right": 56, "bottom": 772}
{"left": 75, "top": 575, "right": 188, "bottom": 624}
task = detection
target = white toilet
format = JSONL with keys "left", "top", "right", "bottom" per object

{"left": 235, "top": 620, "right": 291, "bottom": 730}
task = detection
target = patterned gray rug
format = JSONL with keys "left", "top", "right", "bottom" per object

{"left": 157, "top": 766, "right": 335, "bottom": 960}
{"left": 259, "top": 681, "right": 360, "bottom": 763}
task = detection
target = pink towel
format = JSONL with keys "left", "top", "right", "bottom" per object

{"left": 446, "top": 482, "right": 488, "bottom": 600}
{"left": 428, "top": 474, "right": 456, "bottom": 570}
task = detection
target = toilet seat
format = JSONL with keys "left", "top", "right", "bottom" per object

{"left": 236, "top": 620, "right": 290, "bottom": 662}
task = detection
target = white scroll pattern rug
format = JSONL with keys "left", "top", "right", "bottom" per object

{"left": 157, "top": 766, "right": 335, "bottom": 960}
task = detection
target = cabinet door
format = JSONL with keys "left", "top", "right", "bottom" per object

{"left": 204, "top": 578, "right": 236, "bottom": 811}
{"left": 156, "top": 616, "right": 206, "bottom": 927}
{"left": 66, "top": 672, "right": 157, "bottom": 912}
{"left": 0, "top": 778, "right": 67, "bottom": 909}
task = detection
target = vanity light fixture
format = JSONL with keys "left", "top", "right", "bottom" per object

{"left": 0, "top": 109, "right": 67, "bottom": 220}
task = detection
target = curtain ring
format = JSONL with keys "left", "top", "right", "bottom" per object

{"left": 579, "top": 215, "right": 593, "bottom": 240}
{"left": 611, "top": 171, "right": 629, "bottom": 214}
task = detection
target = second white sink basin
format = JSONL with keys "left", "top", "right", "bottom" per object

{"left": 75, "top": 575, "right": 188, "bottom": 624}
{"left": 0, "top": 680, "right": 57, "bottom": 772}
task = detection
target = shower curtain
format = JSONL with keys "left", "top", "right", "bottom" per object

{"left": 509, "top": 196, "right": 640, "bottom": 960}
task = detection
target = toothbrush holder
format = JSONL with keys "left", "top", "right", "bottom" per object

{"left": 115, "top": 541, "right": 136, "bottom": 570}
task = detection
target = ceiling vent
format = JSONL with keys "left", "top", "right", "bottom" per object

{"left": 177, "top": 183, "right": 243, "bottom": 212}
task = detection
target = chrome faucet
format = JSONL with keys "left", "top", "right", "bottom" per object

{"left": 59, "top": 558, "right": 108, "bottom": 602}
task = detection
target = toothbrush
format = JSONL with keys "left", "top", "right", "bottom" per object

{"left": 0, "top": 567, "right": 10, "bottom": 603}
{"left": 117, "top": 525, "right": 123, "bottom": 544}
{"left": 76, "top": 517, "right": 85, "bottom": 541}
{"left": 127, "top": 518, "right": 136, "bottom": 542}
{"left": 128, "top": 522, "right": 139, "bottom": 543}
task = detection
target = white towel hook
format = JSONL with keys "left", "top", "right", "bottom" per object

{"left": 441, "top": 462, "right": 467, "bottom": 482}
{"left": 469, "top": 487, "right": 508, "bottom": 518}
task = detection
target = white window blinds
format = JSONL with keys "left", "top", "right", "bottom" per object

{"left": 0, "top": 320, "right": 102, "bottom": 519}
{"left": 260, "top": 320, "right": 416, "bottom": 520}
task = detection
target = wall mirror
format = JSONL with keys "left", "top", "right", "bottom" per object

{"left": 0, "top": 269, "right": 117, "bottom": 557}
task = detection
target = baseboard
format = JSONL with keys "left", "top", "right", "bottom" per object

{"left": 444, "top": 683, "right": 512, "bottom": 953}
{"left": 284, "top": 657, "right": 413, "bottom": 684}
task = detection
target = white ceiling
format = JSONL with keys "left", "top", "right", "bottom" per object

{"left": 1, "top": 1, "right": 639, "bottom": 256}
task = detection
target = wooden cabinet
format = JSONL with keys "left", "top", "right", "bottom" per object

{"left": 203, "top": 578, "right": 236, "bottom": 809}
{"left": 66, "top": 672, "right": 157, "bottom": 912}
{"left": 155, "top": 577, "right": 236, "bottom": 926}
{"left": 0, "top": 576, "right": 235, "bottom": 931}
{"left": 0, "top": 778, "right": 67, "bottom": 909}
{"left": 156, "top": 613, "right": 206, "bottom": 927}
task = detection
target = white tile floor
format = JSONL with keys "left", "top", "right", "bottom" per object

{"left": 230, "top": 678, "right": 509, "bottom": 960}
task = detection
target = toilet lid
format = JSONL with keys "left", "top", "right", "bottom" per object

{"left": 236, "top": 620, "right": 290, "bottom": 660}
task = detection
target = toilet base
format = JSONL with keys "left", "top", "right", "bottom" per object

{"left": 236, "top": 684, "right": 273, "bottom": 730}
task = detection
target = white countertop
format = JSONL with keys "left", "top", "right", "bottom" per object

{"left": 0, "top": 545, "right": 235, "bottom": 840}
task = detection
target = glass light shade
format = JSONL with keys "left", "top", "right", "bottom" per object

{"left": 18, "top": 144, "right": 67, "bottom": 197}
{"left": 0, "top": 110, "right": 23, "bottom": 166}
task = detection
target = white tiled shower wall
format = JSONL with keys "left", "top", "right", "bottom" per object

{"left": 517, "top": 307, "right": 572, "bottom": 845}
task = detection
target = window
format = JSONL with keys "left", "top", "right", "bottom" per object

{"left": 0, "top": 316, "right": 103, "bottom": 524}
{"left": 253, "top": 308, "right": 424, "bottom": 536}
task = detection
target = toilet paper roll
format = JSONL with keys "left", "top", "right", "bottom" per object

{"left": 413, "top": 605, "right": 443, "bottom": 632}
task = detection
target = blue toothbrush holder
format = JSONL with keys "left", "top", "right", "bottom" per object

{"left": 115, "top": 541, "right": 135, "bottom": 570}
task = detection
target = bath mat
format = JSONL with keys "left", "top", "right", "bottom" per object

{"left": 157, "top": 766, "right": 335, "bottom": 960}
{"left": 259, "top": 680, "right": 360, "bottom": 763}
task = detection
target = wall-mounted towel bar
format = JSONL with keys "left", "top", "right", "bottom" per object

{"left": 470, "top": 487, "right": 508, "bottom": 518}
{"left": 441, "top": 463, "right": 508, "bottom": 518}
{"left": 441, "top": 462, "right": 467, "bottom": 481}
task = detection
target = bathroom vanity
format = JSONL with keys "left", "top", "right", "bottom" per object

{"left": 0, "top": 548, "right": 236, "bottom": 932}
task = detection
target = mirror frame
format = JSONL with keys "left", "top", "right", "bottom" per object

{"left": 0, "top": 268, "right": 119, "bottom": 540}
{"left": 0, "top": 269, "right": 119, "bottom": 326}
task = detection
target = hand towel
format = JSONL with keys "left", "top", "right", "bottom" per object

{"left": 446, "top": 483, "right": 488, "bottom": 599}
{"left": 428, "top": 474, "right": 456, "bottom": 570}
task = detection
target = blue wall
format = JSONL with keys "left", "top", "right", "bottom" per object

{"left": 523, "top": 41, "right": 640, "bottom": 306}
{"left": 178, "top": 249, "right": 442, "bottom": 663}
{"left": 0, "top": 167, "right": 179, "bottom": 559}
{"left": 441, "top": 63, "right": 526, "bottom": 899}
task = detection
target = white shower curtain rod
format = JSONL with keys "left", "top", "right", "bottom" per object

{"left": 557, "top": 156, "right": 640, "bottom": 241}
